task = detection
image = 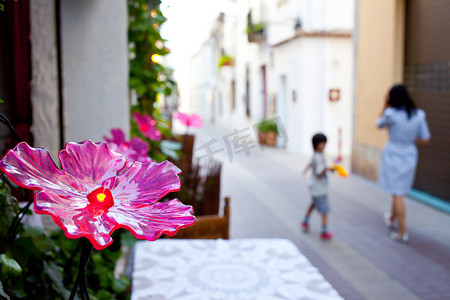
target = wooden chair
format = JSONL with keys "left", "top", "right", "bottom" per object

{"left": 169, "top": 197, "right": 230, "bottom": 240}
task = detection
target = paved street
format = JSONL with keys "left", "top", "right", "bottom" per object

{"left": 187, "top": 122, "right": 450, "bottom": 300}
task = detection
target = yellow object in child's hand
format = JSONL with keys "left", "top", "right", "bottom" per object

{"left": 333, "top": 164, "right": 349, "bottom": 177}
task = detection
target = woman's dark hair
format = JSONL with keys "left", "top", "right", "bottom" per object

{"left": 312, "top": 133, "right": 327, "bottom": 150}
{"left": 387, "top": 84, "right": 416, "bottom": 118}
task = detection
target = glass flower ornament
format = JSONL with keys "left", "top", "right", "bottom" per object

{"left": 0, "top": 141, "right": 196, "bottom": 250}
{"left": 174, "top": 111, "right": 203, "bottom": 128}
{"left": 132, "top": 112, "right": 162, "bottom": 141}
{"left": 103, "top": 128, "right": 154, "bottom": 167}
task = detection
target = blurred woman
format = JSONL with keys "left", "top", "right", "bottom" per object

{"left": 377, "top": 84, "right": 431, "bottom": 243}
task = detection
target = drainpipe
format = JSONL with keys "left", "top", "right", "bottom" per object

{"left": 55, "top": 0, "right": 64, "bottom": 148}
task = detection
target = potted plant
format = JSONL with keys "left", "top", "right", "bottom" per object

{"left": 247, "top": 21, "right": 267, "bottom": 43}
{"left": 257, "top": 118, "right": 278, "bottom": 146}
{"left": 218, "top": 54, "right": 234, "bottom": 68}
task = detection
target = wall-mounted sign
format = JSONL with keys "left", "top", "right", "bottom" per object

{"left": 329, "top": 89, "right": 340, "bottom": 102}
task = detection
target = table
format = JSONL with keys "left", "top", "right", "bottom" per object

{"left": 131, "top": 238, "right": 343, "bottom": 300}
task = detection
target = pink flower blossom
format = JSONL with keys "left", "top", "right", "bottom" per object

{"left": 133, "top": 112, "right": 162, "bottom": 141}
{"left": 103, "top": 128, "right": 153, "bottom": 167}
{"left": 0, "top": 141, "right": 195, "bottom": 250}
{"left": 174, "top": 112, "right": 203, "bottom": 128}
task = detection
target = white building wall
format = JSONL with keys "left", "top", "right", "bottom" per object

{"left": 272, "top": 37, "right": 353, "bottom": 157}
{"left": 267, "top": 0, "right": 354, "bottom": 157}
{"left": 323, "top": 39, "right": 354, "bottom": 159}
{"left": 30, "top": 0, "right": 60, "bottom": 158}
{"left": 278, "top": 39, "right": 327, "bottom": 155}
{"left": 269, "top": 0, "right": 354, "bottom": 46}
{"left": 60, "top": 0, "right": 129, "bottom": 143}
{"left": 323, "top": 0, "right": 354, "bottom": 30}
{"left": 216, "top": 67, "right": 233, "bottom": 128}
{"left": 299, "top": 0, "right": 354, "bottom": 31}
{"left": 227, "top": 0, "right": 259, "bottom": 131}
{"left": 189, "top": 39, "right": 217, "bottom": 124}
{"left": 188, "top": 0, "right": 354, "bottom": 159}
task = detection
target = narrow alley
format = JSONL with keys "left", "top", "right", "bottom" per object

{"left": 192, "top": 123, "right": 450, "bottom": 300}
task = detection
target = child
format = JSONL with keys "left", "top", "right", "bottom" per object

{"left": 301, "top": 133, "right": 334, "bottom": 240}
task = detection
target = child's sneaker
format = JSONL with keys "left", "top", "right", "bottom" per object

{"left": 301, "top": 222, "right": 309, "bottom": 232}
{"left": 320, "top": 232, "right": 333, "bottom": 240}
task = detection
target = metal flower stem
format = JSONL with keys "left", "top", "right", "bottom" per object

{"left": 69, "top": 238, "right": 93, "bottom": 300}
{"left": 0, "top": 113, "right": 22, "bottom": 144}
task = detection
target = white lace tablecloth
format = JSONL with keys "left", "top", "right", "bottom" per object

{"left": 131, "top": 238, "right": 343, "bottom": 300}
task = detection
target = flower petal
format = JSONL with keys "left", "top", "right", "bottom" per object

{"left": 35, "top": 191, "right": 116, "bottom": 250}
{"left": 59, "top": 141, "right": 126, "bottom": 190}
{"left": 133, "top": 112, "right": 161, "bottom": 141}
{"left": 129, "top": 137, "right": 149, "bottom": 154}
{"left": 111, "top": 161, "right": 181, "bottom": 205}
{"left": 0, "top": 142, "right": 86, "bottom": 195}
{"left": 128, "top": 137, "right": 153, "bottom": 163}
{"left": 104, "top": 128, "right": 126, "bottom": 145}
{"left": 190, "top": 113, "right": 203, "bottom": 128}
{"left": 174, "top": 112, "right": 189, "bottom": 123}
{"left": 107, "top": 198, "right": 196, "bottom": 240}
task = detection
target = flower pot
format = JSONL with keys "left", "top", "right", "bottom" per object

{"left": 258, "top": 130, "right": 266, "bottom": 145}
{"left": 265, "top": 131, "right": 277, "bottom": 147}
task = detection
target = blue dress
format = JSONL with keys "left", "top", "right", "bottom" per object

{"left": 376, "top": 108, "right": 431, "bottom": 195}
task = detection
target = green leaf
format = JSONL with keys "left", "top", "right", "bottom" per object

{"left": 112, "top": 275, "right": 130, "bottom": 293}
{"left": 0, "top": 281, "right": 10, "bottom": 300}
{"left": 43, "top": 261, "right": 71, "bottom": 299}
{"left": 25, "top": 226, "right": 57, "bottom": 252}
{"left": 95, "top": 289, "right": 113, "bottom": 300}
{"left": 0, "top": 254, "right": 22, "bottom": 275}
{"left": 21, "top": 224, "right": 46, "bottom": 237}
{"left": 97, "top": 266, "right": 112, "bottom": 288}
{"left": 160, "top": 140, "right": 182, "bottom": 151}
{"left": 257, "top": 118, "right": 279, "bottom": 134}
{"left": 119, "top": 230, "right": 137, "bottom": 248}
{"left": 160, "top": 140, "right": 181, "bottom": 160}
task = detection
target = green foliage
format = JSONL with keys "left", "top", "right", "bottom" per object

{"left": 0, "top": 180, "right": 17, "bottom": 239}
{"left": 128, "top": 0, "right": 182, "bottom": 162}
{"left": 252, "top": 22, "right": 267, "bottom": 33}
{"left": 257, "top": 118, "right": 279, "bottom": 134}
{"left": 0, "top": 254, "right": 21, "bottom": 275}
{"left": 128, "top": 0, "right": 174, "bottom": 115}
{"left": 0, "top": 281, "right": 10, "bottom": 300}
{"left": 0, "top": 178, "right": 132, "bottom": 300}
{"left": 129, "top": 107, "right": 181, "bottom": 162}
{"left": 48, "top": 230, "right": 132, "bottom": 300}
{"left": 246, "top": 22, "right": 267, "bottom": 34}
{"left": 1, "top": 221, "right": 71, "bottom": 299}
{"left": 218, "top": 55, "right": 234, "bottom": 68}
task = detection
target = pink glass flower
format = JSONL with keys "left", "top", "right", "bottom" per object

{"left": 132, "top": 112, "right": 162, "bottom": 141}
{"left": 0, "top": 141, "right": 196, "bottom": 250}
{"left": 174, "top": 112, "right": 203, "bottom": 128}
{"left": 103, "top": 128, "right": 153, "bottom": 167}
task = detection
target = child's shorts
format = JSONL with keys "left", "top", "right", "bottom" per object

{"left": 312, "top": 195, "right": 329, "bottom": 214}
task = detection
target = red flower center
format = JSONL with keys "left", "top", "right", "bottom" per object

{"left": 87, "top": 187, "right": 114, "bottom": 210}
{"left": 140, "top": 124, "right": 149, "bottom": 132}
